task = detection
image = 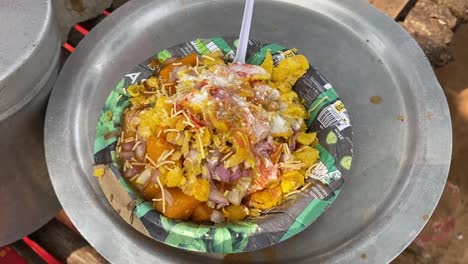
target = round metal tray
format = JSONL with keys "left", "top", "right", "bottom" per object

{"left": 45, "top": 0, "right": 451, "bottom": 263}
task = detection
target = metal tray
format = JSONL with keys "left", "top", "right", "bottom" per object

{"left": 0, "top": 0, "right": 61, "bottom": 246}
{"left": 45, "top": 0, "right": 452, "bottom": 263}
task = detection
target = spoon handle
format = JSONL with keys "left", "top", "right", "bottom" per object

{"left": 234, "top": 0, "right": 255, "bottom": 64}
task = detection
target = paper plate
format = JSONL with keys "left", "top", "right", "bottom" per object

{"left": 93, "top": 37, "right": 353, "bottom": 253}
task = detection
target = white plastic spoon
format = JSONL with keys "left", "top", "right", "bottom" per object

{"left": 234, "top": 0, "right": 255, "bottom": 64}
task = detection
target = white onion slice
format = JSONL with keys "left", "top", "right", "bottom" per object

{"left": 136, "top": 168, "right": 152, "bottom": 185}
{"left": 226, "top": 189, "right": 242, "bottom": 205}
{"left": 210, "top": 210, "right": 225, "bottom": 224}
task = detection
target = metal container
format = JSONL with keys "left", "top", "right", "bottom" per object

{"left": 45, "top": 0, "right": 452, "bottom": 263}
{"left": 0, "top": 0, "right": 61, "bottom": 245}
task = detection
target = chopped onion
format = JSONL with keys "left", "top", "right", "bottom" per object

{"left": 188, "top": 93, "right": 206, "bottom": 105}
{"left": 263, "top": 156, "right": 273, "bottom": 167}
{"left": 208, "top": 149, "right": 221, "bottom": 161}
{"left": 226, "top": 189, "right": 242, "bottom": 205}
{"left": 151, "top": 169, "right": 160, "bottom": 183}
{"left": 289, "top": 129, "right": 299, "bottom": 151}
{"left": 208, "top": 185, "right": 229, "bottom": 206}
{"left": 244, "top": 160, "right": 253, "bottom": 169}
{"left": 237, "top": 177, "right": 252, "bottom": 192}
{"left": 230, "top": 168, "right": 243, "bottom": 182}
{"left": 169, "top": 67, "right": 179, "bottom": 83}
{"left": 166, "top": 57, "right": 177, "bottom": 64}
{"left": 281, "top": 153, "right": 292, "bottom": 162}
{"left": 207, "top": 151, "right": 220, "bottom": 174}
{"left": 255, "top": 138, "right": 274, "bottom": 156}
{"left": 214, "top": 165, "right": 231, "bottom": 182}
{"left": 269, "top": 115, "right": 289, "bottom": 136}
{"left": 266, "top": 135, "right": 274, "bottom": 144}
{"left": 135, "top": 142, "right": 146, "bottom": 160}
{"left": 121, "top": 142, "right": 134, "bottom": 151}
{"left": 163, "top": 188, "right": 174, "bottom": 206}
{"left": 291, "top": 120, "right": 301, "bottom": 132}
{"left": 186, "top": 149, "right": 199, "bottom": 162}
{"left": 210, "top": 210, "right": 225, "bottom": 224}
{"left": 226, "top": 176, "right": 251, "bottom": 205}
{"left": 242, "top": 168, "right": 252, "bottom": 178}
{"left": 127, "top": 166, "right": 144, "bottom": 178}
{"left": 119, "top": 151, "right": 134, "bottom": 161}
{"left": 252, "top": 118, "right": 269, "bottom": 143}
{"left": 194, "top": 81, "right": 207, "bottom": 90}
{"left": 136, "top": 168, "right": 152, "bottom": 185}
{"left": 188, "top": 69, "right": 198, "bottom": 76}
{"left": 123, "top": 167, "right": 138, "bottom": 178}
{"left": 229, "top": 63, "right": 269, "bottom": 78}
{"left": 269, "top": 165, "right": 279, "bottom": 181}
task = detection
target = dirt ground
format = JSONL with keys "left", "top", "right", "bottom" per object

{"left": 393, "top": 23, "right": 468, "bottom": 264}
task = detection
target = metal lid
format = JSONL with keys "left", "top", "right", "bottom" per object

{"left": 0, "top": 0, "right": 59, "bottom": 120}
{"left": 0, "top": 0, "right": 61, "bottom": 246}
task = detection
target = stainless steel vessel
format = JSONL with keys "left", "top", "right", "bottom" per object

{"left": 45, "top": 0, "right": 452, "bottom": 263}
{"left": 0, "top": 0, "right": 61, "bottom": 245}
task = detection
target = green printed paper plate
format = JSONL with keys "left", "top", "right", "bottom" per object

{"left": 93, "top": 37, "right": 353, "bottom": 253}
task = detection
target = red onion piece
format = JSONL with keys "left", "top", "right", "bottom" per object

{"left": 242, "top": 168, "right": 252, "bottom": 178}
{"left": 121, "top": 142, "right": 134, "bottom": 151}
{"left": 230, "top": 168, "right": 243, "bottom": 182}
{"left": 135, "top": 142, "right": 146, "bottom": 160}
{"left": 163, "top": 188, "right": 174, "bottom": 206}
{"left": 214, "top": 165, "right": 231, "bottom": 182}
{"left": 281, "top": 153, "right": 292, "bottom": 163}
{"left": 169, "top": 69, "right": 178, "bottom": 83}
{"left": 151, "top": 169, "right": 160, "bottom": 183}
{"left": 166, "top": 57, "right": 177, "bottom": 64}
{"left": 119, "top": 151, "right": 134, "bottom": 161}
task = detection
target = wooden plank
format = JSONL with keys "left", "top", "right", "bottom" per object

{"left": 28, "top": 219, "right": 108, "bottom": 264}
{"left": 369, "top": 0, "right": 412, "bottom": 19}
